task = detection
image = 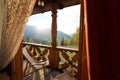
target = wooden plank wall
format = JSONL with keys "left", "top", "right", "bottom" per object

{"left": 11, "top": 44, "right": 23, "bottom": 80}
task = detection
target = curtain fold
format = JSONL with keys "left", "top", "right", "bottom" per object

{"left": 0, "top": 0, "right": 36, "bottom": 69}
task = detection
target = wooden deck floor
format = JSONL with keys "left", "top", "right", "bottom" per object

{"left": 23, "top": 66, "right": 62, "bottom": 80}
{"left": 23, "top": 60, "right": 76, "bottom": 80}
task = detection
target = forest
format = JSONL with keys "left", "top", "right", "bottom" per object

{"left": 58, "top": 27, "right": 79, "bottom": 49}
{"left": 23, "top": 26, "right": 79, "bottom": 49}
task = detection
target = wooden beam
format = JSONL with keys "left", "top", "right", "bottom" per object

{"left": 32, "top": 0, "right": 80, "bottom": 14}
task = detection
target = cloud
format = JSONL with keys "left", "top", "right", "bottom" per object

{"left": 57, "top": 5, "right": 80, "bottom": 34}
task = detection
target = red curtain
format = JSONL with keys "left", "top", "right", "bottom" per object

{"left": 85, "top": 0, "right": 119, "bottom": 80}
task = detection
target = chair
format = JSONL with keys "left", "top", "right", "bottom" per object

{"left": 22, "top": 47, "right": 48, "bottom": 79}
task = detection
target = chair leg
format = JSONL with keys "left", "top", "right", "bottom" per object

{"left": 38, "top": 69, "right": 45, "bottom": 80}
{"left": 32, "top": 72, "right": 36, "bottom": 80}
{"left": 24, "top": 61, "right": 29, "bottom": 77}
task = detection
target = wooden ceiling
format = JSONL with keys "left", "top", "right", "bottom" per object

{"left": 32, "top": 0, "right": 80, "bottom": 14}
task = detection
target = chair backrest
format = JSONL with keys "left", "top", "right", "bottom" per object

{"left": 22, "top": 47, "right": 36, "bottom": 64}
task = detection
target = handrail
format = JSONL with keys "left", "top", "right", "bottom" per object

{"left": 23, "top": 42, "right": 79, "bottom": 52}
{"left": 57, "top": 46, "right": 79, "bottom": 53}
{"left": 23, "top": 42, "right": 51, "bottom": 49}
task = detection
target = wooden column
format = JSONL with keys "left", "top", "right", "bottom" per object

{"left": 49, "top": 2, "right": 60, "bottom": 69}
{"left": 51, "top": 2, "right": 58, "bottom": 48}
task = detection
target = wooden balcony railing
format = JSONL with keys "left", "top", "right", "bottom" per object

{"left": 23, "top": 42, "right": 79, "bottom": 76}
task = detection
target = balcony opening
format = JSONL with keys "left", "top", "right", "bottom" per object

{"left": 23, "top": 4, "right": 81, "bottom": 80}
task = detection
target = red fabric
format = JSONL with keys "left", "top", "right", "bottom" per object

{"left": 86, "top": 0, "right": 119, "bottom": 80}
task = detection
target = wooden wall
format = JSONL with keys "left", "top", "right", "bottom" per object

{"left": 11, "top": 44, "right": 23, "bottom": 80}
{"left": 0, "top": 72, "right": 10, "bottom": 80}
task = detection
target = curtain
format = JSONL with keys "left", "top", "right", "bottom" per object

{"left": 0, "top": 0, "right": 36, "bottom": 69}
{"left": 86, "top": 0, "right": 118, "bottom": 80}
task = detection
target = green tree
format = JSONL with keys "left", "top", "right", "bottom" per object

{"left": 61, "top": 37, "right": 71, "bottom": 47}
{"left": 69, "top": 27, "right": 79, "bottom": 48}
{"left": 61, "top": 37, "right": 65, "bottom": 46}
{"left": 67, "top": 38, "right": 74, "bottom": 46}
{"left": 64, "top": 37, "right": 69, "bottom": 46}
{"left": 29, "top": 37, "right": 34, "bottom": 43}
{"left": 23, "top": 36, "right": 27, "bottom": 42}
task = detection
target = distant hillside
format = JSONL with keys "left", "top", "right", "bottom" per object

{"left": 23, "top": 25, "right": 72, "bottom": 44}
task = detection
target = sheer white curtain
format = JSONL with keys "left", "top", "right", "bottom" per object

{"left": 0, "top": 0, "right": 36, "bottom": 69}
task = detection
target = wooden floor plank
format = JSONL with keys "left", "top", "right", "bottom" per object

{"left": 23, "top": 67, "right": 62, "bottom": 80}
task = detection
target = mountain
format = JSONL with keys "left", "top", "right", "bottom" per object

{"left": 23, "top": 25, "right": 72, "bottom": 44}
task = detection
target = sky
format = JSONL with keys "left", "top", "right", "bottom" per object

{"left": 27, "top": 4, "right": 80, "bottom": 34}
